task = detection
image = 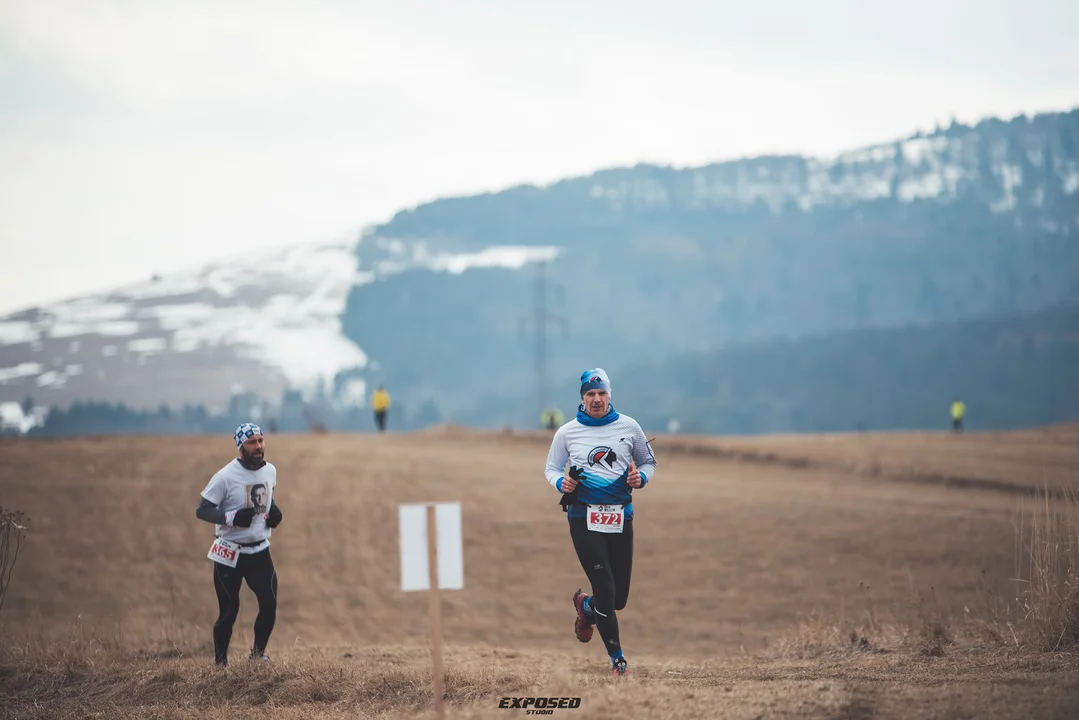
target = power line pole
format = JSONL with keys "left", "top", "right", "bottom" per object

{"left": 535, "top": 262, "right": 547, "bottom": 421}
{"left": 522, "top": 260, "right": 567, "bottom": 426}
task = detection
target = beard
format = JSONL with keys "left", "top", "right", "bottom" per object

{"left": 240, "top": 447, "right": 265, "bottom": 466}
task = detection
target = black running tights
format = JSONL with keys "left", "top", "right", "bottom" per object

{"left": 569, "top": 517, "right": 633, "bottom": 656}
{"left": 212, "top": 548, "right": 278, "bottom": 663}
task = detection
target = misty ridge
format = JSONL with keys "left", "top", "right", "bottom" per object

{"left": 339, "top": 108, "right": 1079, "bottom": 432}
{"left": 3, "top": 107, "right": 1079, "bottom": 436}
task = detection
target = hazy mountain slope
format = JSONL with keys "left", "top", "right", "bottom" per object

{"left": 2, "top": 108, "right": 1078, "bottom": 434}
{"left": 341, "top": 109, "right": 1079, "bottom": 420}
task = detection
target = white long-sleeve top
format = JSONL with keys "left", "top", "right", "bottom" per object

{"left": 544, "top": 409, "right": 656, "bottom": 520}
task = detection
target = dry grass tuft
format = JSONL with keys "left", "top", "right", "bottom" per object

{"left": 775, "top": 483, "right": 1079, "bottom": 660}
{"left": 1013, "top": 487, "right": 1079, "bottom": 651}
{"left": 0, "top": 644, "right": 551, "bottom": 719}
{"left": 0, "top": 506, "right": 29, "bottom": 622}
{"left": 5, "top": 642, "right": 1079, "bottom": 720}
{"left": 769, "top": 582, "right": 959, "bottom": 661}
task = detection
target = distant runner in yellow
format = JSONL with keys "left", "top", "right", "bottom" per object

{"left": 951, "top": 398, "right": 966, "bottom": 433}
{"left": 541, "top": 407, "right": 564, "bottom": 431}
{"left": 372, "top": 385, "right": 391, "bottom": 433}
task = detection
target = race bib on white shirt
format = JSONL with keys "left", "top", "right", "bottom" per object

{"left": 586, "top": 504, "right": 625, "bottom": 533}
{"left": 208, "top": 538, "right": 240, "bottom": 567}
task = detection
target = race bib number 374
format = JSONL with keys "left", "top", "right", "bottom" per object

{"left": 587, "top": 504, "right": 625, "bottom": 534}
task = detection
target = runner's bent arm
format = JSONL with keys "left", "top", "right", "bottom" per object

{"left": 196, "top": 497, "right": 228, "bottom": 524}
{"left": 197, "top": 471, "right": 227, "bottom": 523}
{"left": 630, "top": 421, "right": 657, "bottom": 486}
{"left": 196, "top": 470, "right": 248, "bottom": 526}
{"left": 544, "top": 425, "right": 571, "bottom": 492}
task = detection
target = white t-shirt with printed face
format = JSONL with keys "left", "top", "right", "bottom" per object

{"left": 201, "top": 459, "right": 277, "bottom": 548}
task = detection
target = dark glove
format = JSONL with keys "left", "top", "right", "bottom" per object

{"left": 233, "top": 507, "right": 256, "bottom": 528}
{"left": 266, "top": 503, "right": 282, "bottom": 529}
{"left": 560, "top": 466, "right": 585, "bottom": 513}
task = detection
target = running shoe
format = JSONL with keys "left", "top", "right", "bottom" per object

{"left": 572, "top": 588, "right": 593, "bottom": 643}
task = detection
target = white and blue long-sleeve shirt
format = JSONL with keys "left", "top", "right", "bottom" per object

{"left": 544, "top": 407, "right": 657, "bottom": 520}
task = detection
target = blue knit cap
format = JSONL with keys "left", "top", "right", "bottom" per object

{"left": 580, "top": 368, "right": 611, "bottom": 397}
{"left": 234, "top": 422, "right": 262, "bottom": 449}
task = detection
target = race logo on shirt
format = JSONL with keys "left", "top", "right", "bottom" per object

{"left": 587, "top": 446, "right": 617, "bottom": 469}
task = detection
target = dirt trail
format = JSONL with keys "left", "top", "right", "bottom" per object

{"left": 1, "top": 427, "right": 1077, "bottom": 718}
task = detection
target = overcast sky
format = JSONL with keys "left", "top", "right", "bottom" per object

{"left": 1, "top": 0, "right": 1077, "bottom": 314}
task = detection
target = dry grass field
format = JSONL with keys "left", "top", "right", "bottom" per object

{"left": 2, "top": 424, "right": 1079, "bottom": 719}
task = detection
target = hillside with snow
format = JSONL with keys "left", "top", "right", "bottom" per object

{"left": 2, "top": 107, "right": 1079, "bottom": 434}
{"left": 0, "top": 236, "right": 559, "bottom": 426}
{"left": 581, "top": 121, "right": 1079, "bottom": 215}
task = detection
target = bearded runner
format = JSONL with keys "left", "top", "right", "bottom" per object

{"left": 195, "top": 423, "right": 283, "bottom": 667}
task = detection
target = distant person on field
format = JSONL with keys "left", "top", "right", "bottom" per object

{"left": 195, "top": 423, "right": 283, "bottom": 667}
{"left": 543, "top": 367, "right": 657, "bottom": 677}
{"left": 372, "top": 385, "right": 391, "bottom": 432}
{"left": 542, "top": 407, "right": 564, "bottom": 431}
{"left": 951, "top": 398, "right": 966, "bottom": 433}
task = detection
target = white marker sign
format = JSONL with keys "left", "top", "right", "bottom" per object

{"left": 398, "top": 502, "right": 464, "bottom": 592}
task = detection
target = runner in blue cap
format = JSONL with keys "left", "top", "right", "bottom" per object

{"left": 544, "top": 368, "right": 657, "bottom": 676}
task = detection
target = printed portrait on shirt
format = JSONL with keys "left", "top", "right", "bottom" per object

{"left": 245, "top": 482, "right": 269, "bottom": 514}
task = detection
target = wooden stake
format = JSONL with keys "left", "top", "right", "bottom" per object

{"left": 426, "top": 504, "right": 445, "bottom": 718}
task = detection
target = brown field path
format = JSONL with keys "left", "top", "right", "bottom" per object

{"left": 1, "top": 426, "right": 1078, "bottom": 718}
